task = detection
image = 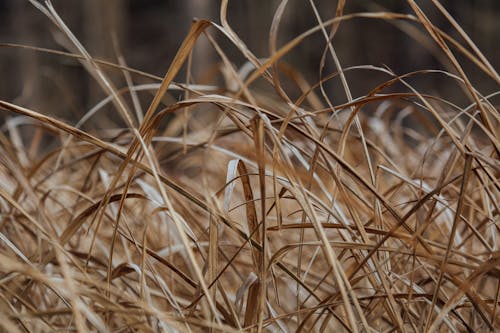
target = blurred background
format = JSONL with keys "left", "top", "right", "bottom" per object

{"left": 0, "top": 0, "right": 498, "bottom": 123}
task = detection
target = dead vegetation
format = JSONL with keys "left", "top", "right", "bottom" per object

{"left": 0, "top": 1, "right": 499, "bottom": 332}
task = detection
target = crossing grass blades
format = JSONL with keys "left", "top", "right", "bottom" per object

{"left": 0, "top": 1, "right": 499, "bottom": 332}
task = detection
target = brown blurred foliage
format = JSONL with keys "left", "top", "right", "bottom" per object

{"left": 0, "top": 0, "right": 498, "bottom": 121}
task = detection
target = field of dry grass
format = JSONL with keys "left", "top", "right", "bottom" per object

{"left": 0, "top": 1, "right": 499, "bottom": 332}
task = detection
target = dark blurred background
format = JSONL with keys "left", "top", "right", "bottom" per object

{"left": 0, "top": 0, "right": 498, "bottom": 123}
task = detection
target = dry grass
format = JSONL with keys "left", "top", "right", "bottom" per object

{"left": 0, "top": 1, "right": 499, "bottom": 332}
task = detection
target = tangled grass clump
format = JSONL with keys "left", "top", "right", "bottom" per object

{"left": 0, "top": 1, "right": 498, "bottom": 332}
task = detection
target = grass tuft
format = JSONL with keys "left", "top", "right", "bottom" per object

{"left": 0, "top": 1, "right": 498, "bottom": 332}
